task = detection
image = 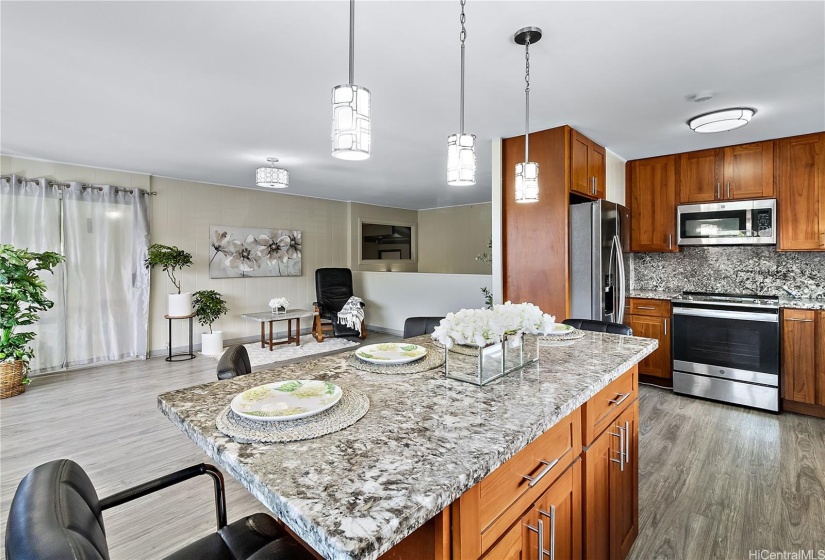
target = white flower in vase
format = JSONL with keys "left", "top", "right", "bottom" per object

{"left": 269, "top": 297, "right": 290, "bottom": 313}
{"left": 432, "top": 302, "right": 556, "bottom": 349}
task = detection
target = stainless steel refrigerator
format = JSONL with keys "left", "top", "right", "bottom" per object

{"left": 569, "top": 200, "right": 631, "bottom": 324}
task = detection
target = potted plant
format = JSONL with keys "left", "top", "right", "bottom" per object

{"left": 145, "top": 244, "right": 194, "bottom": 317}
{"left": 0, "top": 245, "right": 64, "bottom": 398}
{"left": 193, "top": 290, "right": 229, "bottom": 356}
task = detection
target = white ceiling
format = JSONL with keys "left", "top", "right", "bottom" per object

{"left": 2, "top": 1, "right": 823, "bottom": 210}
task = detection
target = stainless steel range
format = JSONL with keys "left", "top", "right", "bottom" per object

{"left": 671, "top": 292, "right": 780, "bottom": 412}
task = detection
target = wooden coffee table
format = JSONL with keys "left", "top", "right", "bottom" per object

{"left": 241, "top": 309, "right": 317, "bottom": 350}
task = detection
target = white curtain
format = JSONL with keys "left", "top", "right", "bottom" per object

{"left": 0, "top": 176, "right": 65, "bottom": 372}
{"left": 0, "top": 176, "right": 150, "bottom": 374}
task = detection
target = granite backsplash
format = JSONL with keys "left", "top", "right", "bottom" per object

{"left": 630, "top": 246, "right": 825, "bottom": 298}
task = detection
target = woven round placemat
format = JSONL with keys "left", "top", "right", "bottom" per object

{"left": 539, "top": 329, "right": 586, "bottom": 341}
{"left": 347, "top": 349, "right": 446, "bottom": 374}
{"left": 216, "top": 388, "right": 369, "bottom": 443}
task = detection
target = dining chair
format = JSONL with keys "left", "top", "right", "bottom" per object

{"left": 562, "top": 318, "right": 633, "bottom": 336}
{"left": 5, "top": 459, "right": 315, "bottom": 560}
{"left": 313, "top": 268, "right": 366, "bottom": 341}
{"left": 403, "top": 316, "right": 445, "bottom": 338}
{"left": 216, "top": 344, "right": 252, "bottom": 380}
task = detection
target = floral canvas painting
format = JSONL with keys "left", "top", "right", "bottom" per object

{"left": 209, "top": 226, "right": 302, "bottom": 278}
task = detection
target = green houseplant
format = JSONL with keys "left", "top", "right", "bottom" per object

{"left": 193, "top": 290, "right": 229, "bottom": 356}
{"left": 0, "top": 244, "right": 64, "bottom": 397}
{"left": 144, "top": 244, "right": 194, "bottom": 316}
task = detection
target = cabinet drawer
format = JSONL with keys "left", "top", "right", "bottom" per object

{"left": 628, "top": 298, "right": 670, "bottom": 317}
{"left": 582, "top": 366, "right": 638, "bottom": 446}
{"left": 474, "top": 409, "right": 582, "bottom": 554}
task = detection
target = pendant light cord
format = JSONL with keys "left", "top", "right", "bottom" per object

{"left": 524, "top": 37, "right": 531, "bottom": 163}
{"left": 459, "top": 0, "right": 467, "bottom": 134}
{"left": 349, "top": 0, "right": 355, "bottom": 85}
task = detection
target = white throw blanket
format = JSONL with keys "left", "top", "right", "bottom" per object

{"left": 337, "top": 296, "right": 364, "bottom": 331}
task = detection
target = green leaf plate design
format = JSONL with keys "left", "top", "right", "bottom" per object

{"left": 355, "top": 343, "right": 427, "bottom": 365}
{"left": 231, "top": 379, "right": 343, "bottom": 422}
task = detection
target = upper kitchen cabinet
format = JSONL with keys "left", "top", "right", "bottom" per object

{"left": 777, "top": 132, "right": 825, "bottom": 251}
{"left": 629, "top": 155, "right": 678, "bottom": 252}
{"left": 571, "top": 129, "right": 606, "bottom": 199}
{"left": 678, "top": 141, "right": 774, "bottom": 203}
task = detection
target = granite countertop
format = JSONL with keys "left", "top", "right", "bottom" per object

{"left": 627, "top": 290, "right": 825, "bottom": 310}
{"left": 626, "top": 289, "right": 681, "bottom": 300}
{"left": 158, "top": 333, "right": 657, "bottom": 560}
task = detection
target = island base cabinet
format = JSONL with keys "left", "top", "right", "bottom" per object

{"left": 482, "top": 461, "right": 582, "bottom": 560}
{"left": 583, "top": 400, "right": 639, "bottom": 560}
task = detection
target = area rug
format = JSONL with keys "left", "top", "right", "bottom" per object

{"left": 204, "top": 338, "right": 359, "bottom": 368}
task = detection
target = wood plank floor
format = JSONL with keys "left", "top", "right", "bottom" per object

{"left": 2, "top": 342, "right": 823, "bottom": 559}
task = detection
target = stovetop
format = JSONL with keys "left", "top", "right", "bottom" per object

{"left": 672, "top": 291, "right": 780, "bottom": 309}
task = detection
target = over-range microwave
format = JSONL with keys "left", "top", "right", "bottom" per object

{"left": 677, "top": 199, "right": 776, "bottom": 246}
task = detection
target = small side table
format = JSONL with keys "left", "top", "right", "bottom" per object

{"left": 165, "top": 313, "right": 196, "bottom": 362}
{"left": 241, "top": 309, "right": 317, "bottom": 351}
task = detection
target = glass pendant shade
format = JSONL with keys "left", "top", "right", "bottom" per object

{"left": 331, "top": 84, "right": 371, "bottom": 160}
{"left": 514, "top": 161, "right": 539, "bottom": 203}
{"left": 256, "top": 166, "right": 289, "bottom": 189}
{"left": 447, "top": 133, "right": 476, "bottom": 186}
{"left": 688, "top": 108, "right": 755, "bottom": 133}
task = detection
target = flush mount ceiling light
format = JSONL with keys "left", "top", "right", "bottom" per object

{"left": 688, "top": 108, "right": 755, "bottom": 134}
{"left": 513, "top": 26, "right": 542, "bottom": 203}
{"left": 256, "top": 158, "right": 289, "bottom": 189}
{"left": 331, "top": 0, "right": 370, "bottom": 160}
{"left": 446, "top": 0, "right": 476, "bottom": 187}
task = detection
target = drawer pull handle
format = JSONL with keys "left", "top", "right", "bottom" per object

{"left": 636, "top": 306, "right": 657, "bottom": 310}
{"left": 609, "top": 392, "right": 631, "bottom": 407}
{"left": 522, "top": 457, "right": 560, "bottom": 488}
{"left": 786, "top": 318, "right": 813, "bottom": 322}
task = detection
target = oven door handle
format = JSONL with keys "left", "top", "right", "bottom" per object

{"left": 672, "top": 307, "right": 778, "bottom": 322}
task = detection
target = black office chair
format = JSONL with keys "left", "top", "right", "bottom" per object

{"left": 562, "top": 318, "right": 633, "bottom": 336}
{"left": 403, "top": 316, "right": 445, "bottom": 339}
{"left": 216, "top": 344, "right": 252, "bottom": 380}
{"left": 4, "top": 459, "right": 314, "bottom": 560}
{"left": 313, "top": 268, "right": 366, "bottom": 341}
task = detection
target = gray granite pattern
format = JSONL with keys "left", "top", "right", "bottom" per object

{"left": 627, "top": 289, "right": 681, "bottom": 300}
{"left": 630, "top": 246, "right": 824, "bottom": 299}
{"left": 778, "top": 297, "right": 825, "bottom": 310}
{"left": 158, "top": 333, "right": 657, "bottom": 560}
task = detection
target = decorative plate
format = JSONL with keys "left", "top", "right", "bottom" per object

{"left": 355, "top": 343, "right": 428, "bottom": 365}
{"left": 230, "top": 380, "right": 342, "bottom": 422}
{"left": 543, "top": 323, "right": 576, "bottom": 336}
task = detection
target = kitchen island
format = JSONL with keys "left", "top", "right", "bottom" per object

{"left": 158, "top": 332, "right": 657, "bottom": 560}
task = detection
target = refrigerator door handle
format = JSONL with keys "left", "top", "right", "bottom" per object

{"left": 606, "top": 234, "right": 617, "bottom": 321}
{"left": 615, "top": 234, "right": 627, "bottom": 324}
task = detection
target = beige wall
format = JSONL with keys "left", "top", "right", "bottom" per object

{"left": 418, "top": 203, "right": 492, "bottom": 274}
{"left": 348, "top": 202, "right": 418, "bottom": 272}
{"left": 606, "top": 149, "right": 627, "bottom": 206}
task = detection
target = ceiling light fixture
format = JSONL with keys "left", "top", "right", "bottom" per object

{"left": 513, "top": 26, "right": 542, "bottom": 203}
{"left": 446, "top": 0, "right": 476, "bottom": 186}
{"left": 256, "top": 158, "right": 289, "bottom": 189}
{"left": 331, "top": 0, "right": 370, "bottom": 160}
{"left": 688, "top": 107, "right": 755, "bottom": 134}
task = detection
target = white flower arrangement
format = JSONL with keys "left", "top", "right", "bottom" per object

{"left": 432, "top": 302, "right": 556, "bottom": 348}
{"left": 269, "top": 297, "right": 289, "bottom": 310}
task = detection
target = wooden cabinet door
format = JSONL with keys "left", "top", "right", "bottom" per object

{"left": 571, "top": 130, "right": 592, "bottom": 196}
{"left": 723, "top": 141, "right": 775, "bottom": 200}
{"left": 782, "top": 309, "right": 817, "bottom": 404}
{"left": 591, "top": 143, "right": 607, "bottom": 200}
{"left": 818, "top": 311, "right": 825, "bottom": 406}
{"left": 777, "top": 133, "right": 825, "bottom": 251}
{"left": 482, "top": 515, "right": 526, "bottom": 560}
{"left": 626, "top": 315, "right": 671, "bottom": 379}
{"left": 610, "top": 402, "right": 639, "bottom": 560}
{"left": 583, "top": 425, "right": 612, "bottom": 560}
{"left": 533, "top": 462, "right": 582, "bottom": 560}
{"left": 679, "top": 149, "right": 720, "bottom": 203}
{"left": 630, "top": 156, "right": 677, "bottom": 252}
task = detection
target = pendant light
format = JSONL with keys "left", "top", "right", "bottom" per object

{"left": 688, "top": 108, "right": 755, "bottom": 133}
{"left": 331, "top": 0, "right": 370, "bottom": 160}
{"left": 513, "top": 27, "right": 542, "bottom": 203}
{"left": 446, "top": 0, "right": 476, "bottom": 186}
{"left": 256, "top": 158, "right": 289, "bottom": 189}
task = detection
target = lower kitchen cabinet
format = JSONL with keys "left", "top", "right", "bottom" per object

{"left": 583, "top": 400, "right": 639, "bottom": 560}
{"left": 625, "top": 298, "right": 672, "bottom": 382}
{"left": 782, "top": 309, "right": 825, "bottom": 417}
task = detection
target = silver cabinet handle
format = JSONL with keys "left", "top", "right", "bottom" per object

{"left": 727, "top": 181, "right": 731, "bottom": 199}
{"left": 609, "top": 392, "right": 631, "bottom": 406}
{"left": 526, "top": 520, "right": 550, "bottom": 559}
{"left": 716, "top": 183, "right": 720, "bottom": 199}
{"left": 610, "top": 425, "right": 625, "bottom": 471}
{"left": 637, "top": 306, "right": 656, "bottom": 310}
{"left": 522, "top": 457, "right": 560, "bottom": 487}
{"left": 624, "top": 420, "right": 631, "bottom": 465}
{"left": 668, "top": 234, "right": 672, "bottom": 249}
{"left": 786, "top": 318, "right": 813, "bottom": 322}
{"left": 539, "top": 507, "right": 556, "bottom": 560}
{"left": 664, "top": 318, "right": 668, "bottom": 336}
